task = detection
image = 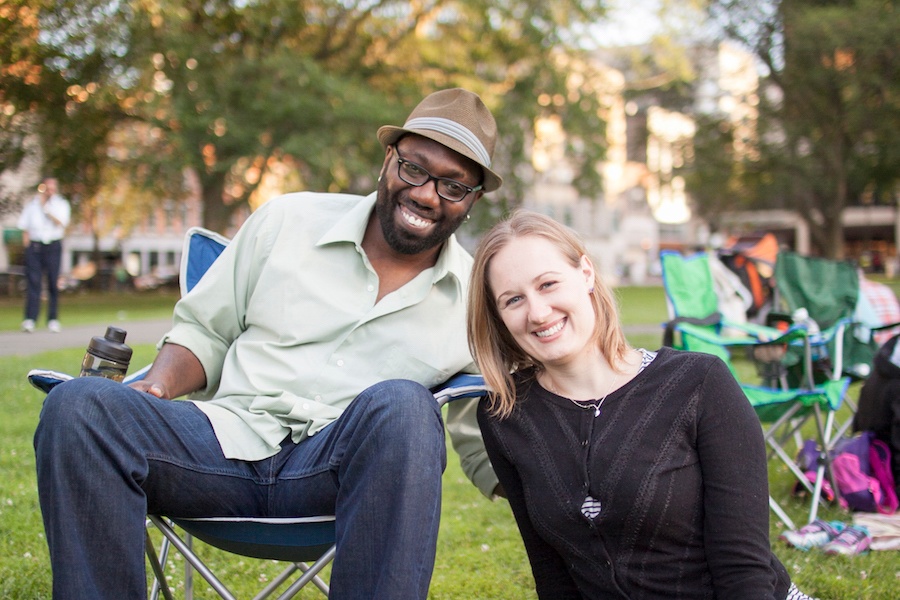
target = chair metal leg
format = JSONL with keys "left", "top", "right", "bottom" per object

{"left": 764, "top": 405, "right": 814, "bottom": 494}
{"left": 250, "top": 562, "right": 328, "bottom": 599}
{"left": 148, "top": 515, "right": 239, "bottom": 600}
{"left": 147, "top": 515, "right": 333, "bottom": 599}
{"left": 252, "top": 563, "right": 302, "bottom": 600}
{"left": 184, "top": 531, "right": 194, "bottom": 600}
{"left": 769, "top": 496, "right": 796, "bottom": 531}
{"left": 246, "top": 556, "right": 332, "bottom": 600}
{"left": 761, "top": 398, "right": 847, "bottom": 527}
{"left": 297, "top": 561, "right": 331, "bottom": 597}
{"left": 146, "top": 526, "right": 176, "bottom": 600}
{"left": 274, "top": 545, "right": 335, "bottom": 599}
{"left": 812, "top": 406, "right": 835, "bottom": 524}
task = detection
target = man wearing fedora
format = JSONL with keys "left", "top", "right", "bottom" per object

{"left": 34, "top": 88, "right": 501, "bottom": 599}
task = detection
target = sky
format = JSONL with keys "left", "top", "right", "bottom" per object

{"left": 590, "top": 0, "right": 664, "bottom": 47}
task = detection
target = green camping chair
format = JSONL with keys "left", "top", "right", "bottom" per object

{"left": 660, "top": 251, "right": 787, "bottom": 363}
{"left": 772, "top": 251, "right": 871, "bottom": 382}
{"left": 661, "top": 250, "right": 851, "bottom": 529}
{"left": 773, "top": 252, "right": 900, "bottom": 387}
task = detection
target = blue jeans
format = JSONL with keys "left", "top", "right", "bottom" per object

{"left": 24, "top": 240, "right": 62, "bottom": 322}
{"left": 34, "top": 377, "right": 446, "bottom": 599}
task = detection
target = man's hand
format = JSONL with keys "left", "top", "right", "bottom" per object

{"left": 128, "top": 380, "right": 171, "bottom": 399}
{"left": 43, "top": 207, "right": 63, "bottom": 227}
{"left": 129, "top": 343, "right": 207, "bottom": 400}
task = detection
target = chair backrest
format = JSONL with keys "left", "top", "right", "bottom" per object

{"left": 179, "top": 227, "right": 231, "bottom": 295}
{"left": 774, "top": 251, "right": 859, "bottom": 329}
{"left": 774, "top": 251, "right": 881, "bottom": 378}
{"left": 660, "top": 251, "right": 719, "bottom": 320}
{"left": 659, "top": 251, "right": 738, "bottom": 365}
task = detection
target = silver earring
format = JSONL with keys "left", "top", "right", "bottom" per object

{"left": 588, "top": 287, "right": 594, "bottom": 294}
{"left": 466, "top": 214, "right": 471, "bottom": 221}
{"left": 377, "top": 175, "right": 382, "bottom": 182}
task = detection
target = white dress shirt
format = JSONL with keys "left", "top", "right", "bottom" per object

{"left": 18, "top": 194, "right": 71, "bottom": 243}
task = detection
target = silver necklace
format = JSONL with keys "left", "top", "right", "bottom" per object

{"left": 548, "top": 372, "right": 620, "bottom": 418}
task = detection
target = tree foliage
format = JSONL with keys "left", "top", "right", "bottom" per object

{"left": 706, "top": 0, "right": 900, "bottom": 257}
{"left": 2, "top": 0, "right": 613, "bottom": 234}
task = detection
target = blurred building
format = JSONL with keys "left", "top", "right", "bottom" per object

{"left": 521, "top": 41, "right": 898, "bottom": 282}
{"left": 2, "top": 39, "right": 895, "bottom": 287}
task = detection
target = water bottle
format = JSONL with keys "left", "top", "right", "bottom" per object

{"left": 792, "top": 307, "right": 825, "bottom": 361}
{"left": 791, "top": 308, "right": 820, "bottom": 336}
{"left": 80, "top": 326, "right": 133, "bottom": 382}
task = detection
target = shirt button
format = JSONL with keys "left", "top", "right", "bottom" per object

{"left": 337, "top": 359, "right": 344, "bottom": 367}
{"left": 367, "top": 284, "right": 375, "bottom": 292}
{"left": 302, "top": 402, "right": 311, "bottom": 410}
{"left": 314, "top": 395, "right": 322, "bottom": 402}
{"left": 582, "top": 440, "right": 589, "bottom": 447}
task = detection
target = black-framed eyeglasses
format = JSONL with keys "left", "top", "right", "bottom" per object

{"left": 393, "top": 148, "right": 482, "bottom": 203}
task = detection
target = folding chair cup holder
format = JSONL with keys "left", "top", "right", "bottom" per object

{"left": 28, "top": 227, "right": 490, "bottom": 599}
{"left": 660, "top": 250, "right": 855, "bottom": 532}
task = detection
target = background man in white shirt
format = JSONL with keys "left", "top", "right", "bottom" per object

{"left": 17, "top": 176, "right": 71, "bottom": 333}
{"left": 34, "top": 89, "right": 501, "bottom": 599}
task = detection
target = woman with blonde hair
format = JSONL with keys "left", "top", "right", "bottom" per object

{"left": 468, "top": 210, "right": 812, "bottom": 600}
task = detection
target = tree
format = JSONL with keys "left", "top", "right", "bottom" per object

{"left": 1, "top": 1, "right": 54, "bottom": 211}
{"left": 4, "top": 0, "right": 614, "bottom": 235}
{"left": 684, "top": 114, "right": 742, "bottom": 230}
{"left": 1, "top": 0, "right": 149, "bottom": 223}
{"left": 707, "top": 0, "right": 900, "bottom": 258}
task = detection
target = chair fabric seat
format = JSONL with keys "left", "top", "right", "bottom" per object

{"left": 742, "top": 378, "right": 849, "bottom": 423}
{"left": 167, "top": 516, "right": 336, "bottom": 563}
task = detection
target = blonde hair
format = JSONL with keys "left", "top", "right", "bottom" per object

{"left": 467, "top": 210, "right": 630, "bottom": 418}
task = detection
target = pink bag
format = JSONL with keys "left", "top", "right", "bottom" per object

{"left": 830, "top": 433, "right": 898, "bottom": 514}
{"left": 868, "top": 438, "right": 899, "bottom": 514}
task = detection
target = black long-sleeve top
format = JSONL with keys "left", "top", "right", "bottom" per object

{"left": 854, "top": 333, "right": 900, "bottom": 495}
{"left": 478, "top": 347, "right": 791, "bottom": 599}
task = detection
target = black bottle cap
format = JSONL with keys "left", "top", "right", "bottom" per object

{"left": 87, "top": 326, "right": 133, "bottom": 364}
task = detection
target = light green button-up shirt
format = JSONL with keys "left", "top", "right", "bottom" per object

{"left": 161, "top": 191, "right": 496, "bottom": 496}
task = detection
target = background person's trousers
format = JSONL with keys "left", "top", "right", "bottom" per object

{"left": 34, "top": 377, "right": 446, "bottom": 600}
{"left": 24, "top": 240, "right": 62, "bottom": 322}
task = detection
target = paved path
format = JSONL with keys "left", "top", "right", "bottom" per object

{"left": 0, "top": 318, "right": 173, "bottom": 357}
{"left": 0, "top": 319, "right": 663, "bottom": 358}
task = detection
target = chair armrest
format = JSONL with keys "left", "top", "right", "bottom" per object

{"left": 28, "top": 363, "right": 152, "bottom": 395}
{"left": 431, "top": 373, "right": 488, "bottom": 406}
{"left": 31, "top": 367, "right": 488, "bottom": 411}
{"left": 662, "top": 312, "right": 725, "bottom": 347}
{"left": 27, "top": 369, "right": 74, "bottom": 394}
{"left": 124, "top": 364, "right": 151, "bottom": 384}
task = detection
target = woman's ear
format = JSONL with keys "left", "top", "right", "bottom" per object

{"left": 580, "top": 254, "right": 595, "bottom": 287}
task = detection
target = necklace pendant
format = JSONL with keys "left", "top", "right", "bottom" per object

{"left": 594, "top": 406, "right": 601, "bottom": 417}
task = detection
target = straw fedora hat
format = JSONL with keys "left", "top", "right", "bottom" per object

{"left": 377, "top": 88, "right": 502, "bottom": 192}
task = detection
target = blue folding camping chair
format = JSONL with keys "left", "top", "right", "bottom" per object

{"left": 29, "top": 227, "right": 488, "bottom": 599}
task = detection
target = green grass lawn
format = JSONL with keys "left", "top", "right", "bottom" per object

{"left": 0, "top": 288, "right": 180, "bottom": 332}
{"left": 614, "top": 285, "right": 670, "bottom": 328}
{"left": 0, "top": 287, "right": 897, "bottom": 598}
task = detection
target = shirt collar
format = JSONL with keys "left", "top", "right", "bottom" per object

{"left": 316, "top": 191, "right": 470, "bottom": 295}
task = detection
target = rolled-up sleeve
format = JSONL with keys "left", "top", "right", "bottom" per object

{"left": 447, "top": 396, "right": 498, "bottom": 498}
{"left": 160, "top": 207, "right": 274, "bottom": 397}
